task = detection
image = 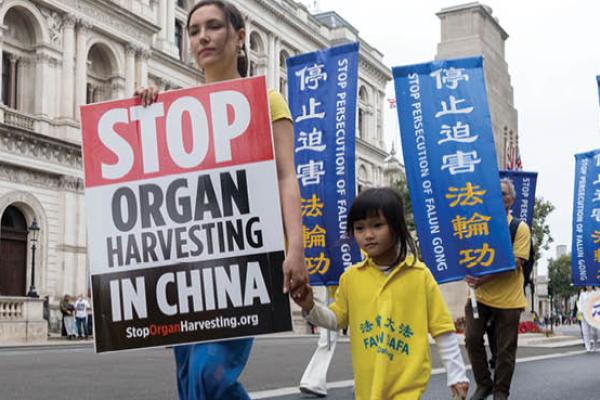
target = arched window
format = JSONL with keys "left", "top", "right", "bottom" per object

{"left": 2, "top": 7, "right": 39, "bottom": 112}
{"left": 358, "top": 86, "right": 369, "bottom": 140}
{"left": 248, "top": 31, "right": 264, "bottom": 77}
{"left": 87, "top": 44, "right": 118, "bottom": 103}
{"left": 175, "top": 20, "right": 184, "bottom": 60}
{"left": 175, "top": 1, "right": 191, "bottom": 62}
{"left": 279, "top": 50, "right": 290, "bottom": 99}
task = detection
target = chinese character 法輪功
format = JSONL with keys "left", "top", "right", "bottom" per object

{"left": 435, "top": 96, "right": 474, "bottom": 118}
{"left": 452, "top": 212, "right": 491, "bottom": 239}
{"left": 296, "top": 127, "right": 326, "bottom": 152}
{"left": 306, "top": 252, "right": 330, "bottom": 275}
{"left": 301, "top": 193, "right": 324, "bottom": 217}
{"left": 430, "top": 67, "right": 469, "bottom": 90}
{"left": 295, "top": 63, "right": 328, "bottom": 91}
{"left": 303, "top": 224, "right": 327, "bottom": 248}
{"left": 458, "top": 243, "right": 495, "bottom": 268}
{"left": 441, "top": 151, "right": 482, "bottom": 175}
{"left": 592, "top": 230, "right": 600, "bottom": 244}
{"left": 594, "top": 248, "right": 600, "bottom": 263}
{"left": 445, "top": 182, "right": 486, "bottom": 207}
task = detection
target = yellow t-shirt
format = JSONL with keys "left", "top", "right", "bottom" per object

{"left": 330, "top": 256, "right": 455, "bottom": 400}
{"left": 475, "top": 214, "right": 530, "bottom": 309}
{"left": 268, "top": 90, "right": 291, "bottom": 122}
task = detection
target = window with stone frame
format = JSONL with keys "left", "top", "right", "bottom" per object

{"left": 2, "top": 7, "right": 39, "bottom": 112}
{"left": 248, "top": 31, "right": 265, "bottom": 77}
{"left": 279, "top": 49, "right": 290, "bottom": 99}
{"left": 358, "top": 86, "right": 369, "bottom": 140}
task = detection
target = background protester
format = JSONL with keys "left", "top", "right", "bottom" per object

{"left": 60, "top": 295, "right": 77, "bottom": 340}
{"left": 74, "top": 294, "right": 90, "bottom": 340}
{"left": 464, "top": 178, "right": 531, "bottom": 400}
{"left": 135, "top": 1, "right": 307, "bottom": 398}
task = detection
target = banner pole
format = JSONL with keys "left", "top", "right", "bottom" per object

{"left": 469, "top": 287, "right": 479, "bottom": 319}
{"left": 326, "top": 289, "right": 332, "bottom": 351}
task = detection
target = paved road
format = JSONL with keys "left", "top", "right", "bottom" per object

{"left": 0, "top": 336, "right": 597, "bottom": 400}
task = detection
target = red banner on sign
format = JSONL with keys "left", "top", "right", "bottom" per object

{"left": 81, "top": 77, "right": 274, "bottom": 188}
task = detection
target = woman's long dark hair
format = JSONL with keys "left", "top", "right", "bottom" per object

{"left": 186, "top": 0, "right": 248, "bottom": 77}
{"left": 347, "top": 187, "right": 418, "bottom": 267}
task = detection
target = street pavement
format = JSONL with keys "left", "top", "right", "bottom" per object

{"left": 0, "top": 330, "right": 598, "bottom": 400}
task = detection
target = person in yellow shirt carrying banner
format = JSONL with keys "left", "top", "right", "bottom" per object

{"left": 294, "top": 187, "right": 469, "bottom": 400}
{"left": 464, "top": 178, "right": 531, "bottom": 400}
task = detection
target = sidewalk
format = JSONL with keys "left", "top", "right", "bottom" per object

{"left": 0, "top": 333, "right": 94, "bottom": 350}
{"left": 0, "top": 330, "right": 584, "bottom": 350}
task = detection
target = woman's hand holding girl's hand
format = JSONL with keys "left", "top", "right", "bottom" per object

{"left": 451, "top": 382, "right": 469, "bottom": 399}
{"left": 293, "top": 284, "right": 314, "bottom": 313}
{"left": 282, "top": 250, "right": 309, "bottom": 299}
{"left": 134, "top": 86, "right": 160, "bottom": 107}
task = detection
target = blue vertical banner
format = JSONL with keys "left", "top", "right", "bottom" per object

{"left": 572, "top": 150, "right": 600, "bottom": 286}
{"left": 499, "top": 170, "right": 538, "bottom": 227}
{"left": 287, "top": 42, "right": 362, "bottom": 286}
{"left": 393, "top": 56, "right": 514, "bottom": 283}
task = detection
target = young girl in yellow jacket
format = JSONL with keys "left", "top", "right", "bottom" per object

{"left": 294, "top": 187, "right": 469, "bottom": 399}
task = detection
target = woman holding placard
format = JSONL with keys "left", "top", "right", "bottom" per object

{"left": 135, "top": 1, "right": 307, "bottom": 398}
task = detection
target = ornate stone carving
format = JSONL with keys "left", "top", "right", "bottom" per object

{"left": 59, "top": 175, "right": 84, "bottom": 192}
{"left": 0, "top": 162, "right": 83, "bottom": 193}
{"left": 0, "top": 128, "right": 82, "bottom": 170}
{"left": 63, "top": 13, "right": 77, "bottom": 28}
{"left": 60, "top": 0, "right": 152, "bottom": 43}
{"left": 77, "top": 17, "right": 94, "bottom": 34}
{"left": 40, "top": 9, "right": 64, "bottom": 45}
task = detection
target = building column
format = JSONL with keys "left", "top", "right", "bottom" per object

{"left": 61, "top": 14, "right": 76, "bottom": 119}
{"left": 269, "top": 34, "right": 279, "bottom": 90}
{"left": 157, "top": 0, "right": 168, "bottom": 49}
{"left": 166, "top": 0, "right": 177, "bottom": 56}
{"left": 9, "top": 55, "right": 18, "bottom": 108}
{"left": 75, "top": 19, "right": 92, "bottom": 118}
{"left": 136, "top": 48, "right": 149, "bottom": 87}
{"left": 125, "top": 44, "right": 136, "bottom": 95}
{"left": 0, "top": 29, "right": 4, "bottom": 104}
{"left": 35, "top": 53, "right": 50, "bottom": 116}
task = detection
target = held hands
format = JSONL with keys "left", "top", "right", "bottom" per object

{"left": 451, "top": 382, "right": 469, "bottom": 399}
{"left": 292, "top": 284, "right": 315, "bottom": 313}
{"left": 134, "top": 86, "right": 159, "bottom": 107}
{"left": 282, "top": 250, "right": 309, "bottom": 299}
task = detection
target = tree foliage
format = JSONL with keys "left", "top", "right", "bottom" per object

{"left": 548, "top": 254, "right": 577, "bottom": 310}
{"left": 531, "top": 197, "right": 555, "bottom": 264}
{"left": 392, "top": 177, "right": 415, "bottom": 232}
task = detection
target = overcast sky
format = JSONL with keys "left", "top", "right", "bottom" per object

{"left": 304, "top": 0, "right": 600, "bottom": 275}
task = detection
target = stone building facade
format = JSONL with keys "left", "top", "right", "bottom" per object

{"left": 0, "top": 0, "right": 394, "bottom": 338}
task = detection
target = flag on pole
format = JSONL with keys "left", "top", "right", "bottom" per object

{"left": 515, "top": 145, "right": 523, "bottom": 170}
{"left": 505, "top": 142, "right": 514, "bottom": 170}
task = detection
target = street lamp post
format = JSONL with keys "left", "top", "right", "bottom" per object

{"left": 27, "top": 218, "right": 40, "bottom": 298}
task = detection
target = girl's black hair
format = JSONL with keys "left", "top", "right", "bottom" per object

{"left": 347, "top": 187, "right": 418, "bottom": 267}
{"left": 186, "top": 0, "right": 248, "bottom": 77}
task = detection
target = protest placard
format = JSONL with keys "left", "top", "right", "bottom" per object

{"left": 80, "top": 76, "right": 291, "bottom": 352}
